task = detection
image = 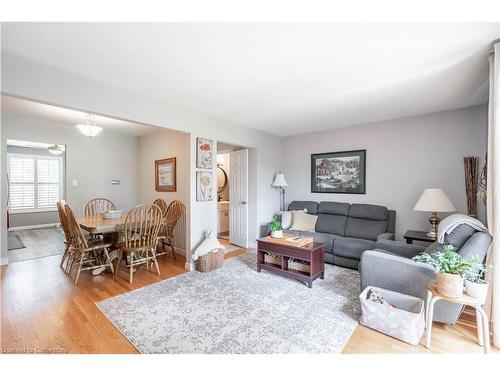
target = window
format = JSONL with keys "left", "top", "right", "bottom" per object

{"left": 8, "top": 153, "right": 64, "bottom": 211}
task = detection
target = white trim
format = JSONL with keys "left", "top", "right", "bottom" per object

{"left": 8, "top": 223, "right": 60, "bottom": 231}
{"left": 9, "top": 208, "right": 58, "bottom": 214}
{"left": 185, "top": 261, "right": 193, "bottom": 271}
{"left": 0, "top": 256, "right": 9, "bottom": 266}
{"left": 248, "top": 240, "right": 257, "bottom": 250}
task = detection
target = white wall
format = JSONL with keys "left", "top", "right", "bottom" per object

{"left": 1, "top": 52, "right": 283, "bottom": 269}
{"left": 1, "top": 112, "right": 141, "bottom": 223}
{"left": 138, "top": 128, "right": 190, "bottom": 251}
{"left": 282, "top": 105, "right": 488, "bottom": 240}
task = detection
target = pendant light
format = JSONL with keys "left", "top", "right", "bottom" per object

{"left": 48, "top": 144, "right": 64, "bottom": 155}
{"left": 76, "top": 114, "right": 103, "bottom": 137}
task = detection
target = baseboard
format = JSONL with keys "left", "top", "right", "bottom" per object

{"left": 0, "top": 256, "right": 9, "bottom": 266}
{"left": 248, "top": 240, "right": 257, "bottom": 249}
{"left": 185, "top": 261, "right": 193, "bottom": 271}
{"left": 174, "top": 247, "right": 186, "bottom": 256}
{"left": 8, "top": 223, "right": 60, "bottom": 231}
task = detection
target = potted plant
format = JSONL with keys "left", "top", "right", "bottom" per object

{"left": 464, "top": 256, "right": 490, "bottom": 303}
{"left": 270, "top": 215, "right": 283, "bottom": 238}
{"left": 413, "top": 245, "right": 472, "bottom": 298}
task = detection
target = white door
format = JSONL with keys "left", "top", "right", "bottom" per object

{"left": 229, "top": 149, "right": 248, "bottom": 248}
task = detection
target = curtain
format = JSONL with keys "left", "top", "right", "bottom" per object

{"left": 487, "top": 41, "right": 500, "bottom": 349}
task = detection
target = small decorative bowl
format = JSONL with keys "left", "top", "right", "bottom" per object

{"left": 103, "top": 210, "right": 123, "bottom": 219}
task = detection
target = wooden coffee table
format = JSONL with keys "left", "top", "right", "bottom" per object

{"left": 256, "top": 235, "right": 325, "bottom": 288}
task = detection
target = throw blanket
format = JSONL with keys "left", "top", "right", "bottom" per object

{"left": 192, "top": 230, "right": 225, "bottom": 261}
{"left": 437, "top": 214, "right": 487, "bottom": 244}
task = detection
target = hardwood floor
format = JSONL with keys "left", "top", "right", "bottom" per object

{"left": 0, "top": 243, "right": 495, "bottom": 354}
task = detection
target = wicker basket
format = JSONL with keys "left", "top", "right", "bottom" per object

{"left": 264, "top": 252, "right": 282, "bottom": 266}
{"left": 288, "top": 259, "right": 310, "bottom": 273}
{"left": 195, "top": 248, "right": 225, "bottom": 272}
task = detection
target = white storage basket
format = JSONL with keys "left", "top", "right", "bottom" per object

{"left": 359, "top": 286, "right": 425, "bottom": 345}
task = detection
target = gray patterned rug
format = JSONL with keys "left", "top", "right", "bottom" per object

{"left": 96, "top": 252, "right": 360, "bottom": 353}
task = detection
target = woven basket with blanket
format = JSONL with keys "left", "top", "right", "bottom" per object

{"left": 192, "top": 230, "right": 226, "bottom": 272}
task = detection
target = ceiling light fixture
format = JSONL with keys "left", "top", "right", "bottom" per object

{"left": 48, "top": 144, "right": 64, "bottom": 155}
{"left": 76, "top": 114, "right": 103, "bottom": 137}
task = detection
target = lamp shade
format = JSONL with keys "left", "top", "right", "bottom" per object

{"left": 272, "top": 173, "right": 288, "bottom": 187}
{"left": 413, "top": 188, "right": 456, "bottom": 212}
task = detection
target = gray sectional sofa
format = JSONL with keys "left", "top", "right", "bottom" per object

{"left": 284, "top": 201, "right": 396, "bottom": 269}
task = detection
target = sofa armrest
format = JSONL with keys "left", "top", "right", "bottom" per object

{"left": 375, "top": 239, "right": 425, "bottom": 259}
{"left": 377, "top": 232, "right": 395, "bottom": 241}
{"left": 359, "top": 250, "right": 463, "bottom": 324}
{"left": 360, "top": 250, "right": 435, "bottom": 301}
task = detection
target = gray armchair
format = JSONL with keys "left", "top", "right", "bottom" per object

{"left": 360, "top": 224, "right": 492, "bottom": 324}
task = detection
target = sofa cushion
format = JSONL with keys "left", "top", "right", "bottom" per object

{"left": 345, "top": 217, "right": 388, "bottom": 241}
{"left": 284, "top": 230, "right": 337, "bottom": 253}
{"left": 288, "top": 201, "right": 319, "bottom": 215}
{"left": 317, "top": 202, "right": 350, "bottom": 216}
{"left": 349, "top": 204, "right": 388, "bottom": 220}
{"left": 345, "top": 204, "right": 389, "bottom": 241}
{"left": 333, "top": 237, "right": 376, "bottom": 259}
{"left": 443, "top": 223, "right": 477, "bottom": 250}
{"left": 315, "top": 214, "right": 348, "bottom": 236}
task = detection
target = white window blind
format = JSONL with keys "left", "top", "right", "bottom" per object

{"left": 8, "top": 154, "right": 64, "bottom": 211}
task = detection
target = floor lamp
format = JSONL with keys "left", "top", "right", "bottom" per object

{"left": 272, "top": 172, "right": 288, "bottom": 211}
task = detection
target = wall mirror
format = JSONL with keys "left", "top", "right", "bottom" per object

{"left": 217, "top": 166, "right": 228, "bottom": 193}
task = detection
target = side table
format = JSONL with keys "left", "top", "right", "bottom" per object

{"left": 404, "top": 230, "right": 435, "bottom": 244}
{"left": 425, "top": 282, "right": 490, "bottom": 354}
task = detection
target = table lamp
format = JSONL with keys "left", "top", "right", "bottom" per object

{"left": 413, "top": 188, "right": 456, "bottom": 238}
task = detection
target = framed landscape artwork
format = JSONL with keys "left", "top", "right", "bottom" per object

{"left": 311, "top": 150, "right": 366, "bottom": 194}
{"left": 196, "top": 137, "right": 213, "bottom": 169}
{"left": 155, "top": 157, "right": 176, "bottom": 192}
{"left": 196, "top": 171, "right": 213, "bottom": 201}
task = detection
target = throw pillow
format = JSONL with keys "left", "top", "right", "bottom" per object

{"left": 280, "top": 211, "right": 293, "bottom": 229}
{"left": 290, "top": 211, "right": 318, "bottom": 232}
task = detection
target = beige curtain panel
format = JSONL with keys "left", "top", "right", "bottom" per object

{"left": 486, "top": 41, "right": 500, "bottom": 349}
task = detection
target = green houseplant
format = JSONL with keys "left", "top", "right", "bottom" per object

{"left": 270, "top": 215, "right": 283, "bottom": 238}
{"left": 413, "top": 245, "right": 473, "bottom": 298}
{"left": 464, "top": 256, "right": 490, "bottom": 303}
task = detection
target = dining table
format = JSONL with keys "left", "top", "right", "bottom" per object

{"left": 77, "top": 213, "right": 127, "bottom": 235}
{"left": 76, "top": 213, "right": 129, "bottom": 273}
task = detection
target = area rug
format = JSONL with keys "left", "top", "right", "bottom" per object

{"left": 7, "top": 233, "right": 25, "bottom": 250}
{"left": 96, "top": 252, "right": 360, "bottom": 354}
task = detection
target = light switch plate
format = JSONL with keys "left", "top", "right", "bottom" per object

{"left": 111, "top": 179, "right": 121, "bottom": 185}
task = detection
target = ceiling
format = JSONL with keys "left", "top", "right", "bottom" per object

{"left": 1, "top": 95, "right": 157, "bottom": 137}
{"left": 2, "top": 23, "right": 500, "bottom": 136}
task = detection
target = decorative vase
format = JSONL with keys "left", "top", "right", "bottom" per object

{"left": 465, "top": 279, "right": 489, "bottom": 303}
{"left": 436, "top": 272, "right": 464, "bottom": 298}
{"left": 271, "top": 230, "right": 283, "bottom": 238}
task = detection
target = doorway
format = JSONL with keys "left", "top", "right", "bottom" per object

{"left": 216, "top": 142, "right": 249, "bottom": 251}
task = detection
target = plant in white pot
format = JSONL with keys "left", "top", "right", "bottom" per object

{"left": 464, "top": 256, "right": 491, "bottom": 303}
{"left": 413, "top": 245, "right": 472, "bottom": 298}
{"left": 270, "top": 215, "right": 283, "bottom": 238}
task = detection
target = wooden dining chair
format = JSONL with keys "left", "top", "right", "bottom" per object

{"left": 153, "top": 198, "right": 169, "bottom": 217}
{"left": 64, "top": 204, "right": 114, "bottom": 285}
{"left": 157, "top": 200, "right": 184, "bottom": 261}
{"left": 114, "top": 204, "right": 163, "bottom": 283}
{"left": 57, "top": 201, "right": 73, "bottom": 273}
{"left": 84, "top": 198, "right": 116, "bottom": 215}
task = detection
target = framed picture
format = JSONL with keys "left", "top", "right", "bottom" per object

{"left": 196, "top": 171, "right": 213, "bottom": 201}
{"left": 196, "top": 137, "right": 213, "bottom": 169}
{"left": 311, "top": 150, "right": 366, "bottom": 194}
{"left": 155, "top": 157, "right": 176, "bottom": 192}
